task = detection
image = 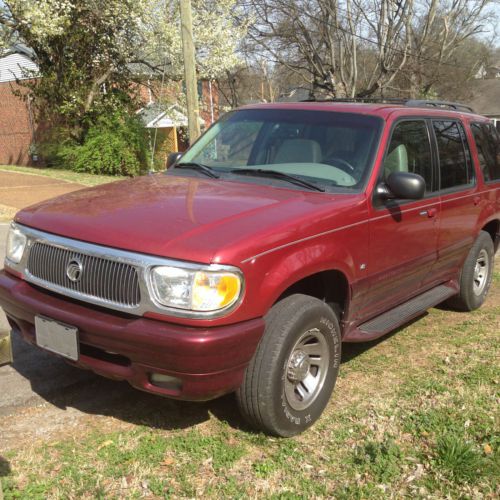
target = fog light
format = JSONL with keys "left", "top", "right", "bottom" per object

{"left": 150, "top": 373, "right": 182, "bottom": 392}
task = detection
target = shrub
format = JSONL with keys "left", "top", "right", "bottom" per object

{"left": 60, "top": 112, "right": 148, "bottom": 176}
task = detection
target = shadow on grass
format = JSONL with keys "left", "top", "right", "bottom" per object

{"left": 341, "top": 313, "right": 427, "bottom": 364}
{"left": 6, "top": 313, "right": 428, "bottom": 435}
{"left": 6, "top": 332, "right": 253, "bottom": 433}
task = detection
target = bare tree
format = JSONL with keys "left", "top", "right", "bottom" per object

{"left": 354, "top": 0, "right": 413, "bottom": 97}
{"left": 405, "top": 0, "right": 497, "bottom": 97}
{"left": 239, "top": 0, "right": 498, "bottom": 99}
{"left": 242, "top": 0, "right": 414, "bottom": 97}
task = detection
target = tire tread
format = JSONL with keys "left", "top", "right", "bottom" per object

{"left": 447, "top": 230, "right": 494, "bottom": 312}
{"left": 237, "top": 294, "right": 340, "bottom": 435}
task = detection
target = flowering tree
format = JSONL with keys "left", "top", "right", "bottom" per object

{"left": 0, "top": 0, "right": 245, "bottom": 140}
{"left": 144, "top": 0, "right": 246, "bottom": 80}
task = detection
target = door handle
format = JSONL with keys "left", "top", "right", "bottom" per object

{"left": 419, "top": 208, "right": 437, "bottom": 218}
{"left": 473, "top": 196, "right": 481, "bottom": 206}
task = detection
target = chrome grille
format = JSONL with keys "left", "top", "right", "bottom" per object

{"left": 27, "top": 241, "right": 141, "bottom": 307}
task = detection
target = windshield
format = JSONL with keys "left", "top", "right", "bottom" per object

{"left": 179, "top": 108, "right": 383, "bottom": 190}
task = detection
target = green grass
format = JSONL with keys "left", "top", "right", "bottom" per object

{"left": 1, "top": 266, "right": 499, "bottom": 498}
{"left": 0, "top": 165, "right": 125, "bottom": 187}
{"left": 433, "top": 434, "right": 493, "bottom": 482}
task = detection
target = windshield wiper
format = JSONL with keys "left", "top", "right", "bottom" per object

{"left": 175, "top": 162, "right": 220, "bottom": 179}
{"left": 230, "top": 168, "right": 325, "bottom": 192}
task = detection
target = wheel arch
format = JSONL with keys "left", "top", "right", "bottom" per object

{"left": 481, "top": 218, "right": 499, "bottom": 253}
{"left": 273, "top": 269, "right": 350, "bottom": 321}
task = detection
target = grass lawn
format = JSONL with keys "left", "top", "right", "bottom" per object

{"left": 1, "top": 269, "right": 499, "bottom": 498}
{"left": 0, "top": 165, "right": 125, "bottom": 187}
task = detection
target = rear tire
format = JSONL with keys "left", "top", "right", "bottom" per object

{"left": 236, "top": 294, "right": 341, "bottom": 437}
{"left": 447, "top": 230, "right": 494, "bottom": 311}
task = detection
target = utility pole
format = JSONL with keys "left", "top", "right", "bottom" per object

{"left": 179, "top": 0, "right": 201, "bottom": 143}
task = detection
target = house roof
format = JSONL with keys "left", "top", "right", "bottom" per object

{"left": 137, "top": 103, "right": 203, "bottom": 128}
{"left": 1, "top": 43, "right": 36, "bottom": 59}
{"left": 468, "top": 79, "right": 500, "bottom": 116}
{"left": 0, "top": 44, "right": 39, "bottom": 83}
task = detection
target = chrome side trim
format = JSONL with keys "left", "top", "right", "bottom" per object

{"left": 5, "top": 223, "right": 245, "bottom": 319}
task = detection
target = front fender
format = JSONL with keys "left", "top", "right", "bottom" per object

{"left": 241, "top": 227, "right": 367, "bottom": 317}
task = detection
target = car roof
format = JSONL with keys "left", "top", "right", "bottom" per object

{"left": 240, "top": 101, "right": 489, "bottom": 122}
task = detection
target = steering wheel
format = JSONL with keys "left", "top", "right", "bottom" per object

{"left": 324, "top": 157, "right": 356, "bottom": 174}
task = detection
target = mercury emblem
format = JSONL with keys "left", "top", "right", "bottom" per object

{"left": 66, "top": 259, "right": 83, "bottom": 283}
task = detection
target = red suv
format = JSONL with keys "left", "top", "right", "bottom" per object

{"left": 1, "top": 99, "right": 499, "bottom": 436}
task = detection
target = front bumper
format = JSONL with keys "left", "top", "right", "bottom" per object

{"left": 0, "top": 270, "right": 265, "bottom": 401}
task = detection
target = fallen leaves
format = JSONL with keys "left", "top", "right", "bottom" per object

{"left": 97, "top": 440, "right": 113, "bottom": 451}
{"left": 483, "top": 443, "right": 493, "bottom": 455}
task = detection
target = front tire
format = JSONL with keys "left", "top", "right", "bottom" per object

{"left": 447, "top": 230, "right": 494, "bottom": 311}
{"left": 237, "top": 294, "right": 341, "bottom": 437}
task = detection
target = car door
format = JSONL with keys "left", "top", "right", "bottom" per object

{"left": 361, "top": 118, "right": 440, "bottom": 320}
{"left": 430, "top": 119, "right": 481, "bottom": 284}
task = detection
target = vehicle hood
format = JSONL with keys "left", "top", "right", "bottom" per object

{"left": 16, "top": 174, "right": 362, "bottom": 264}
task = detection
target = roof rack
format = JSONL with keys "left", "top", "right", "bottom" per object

{"left": 299, "top": 97, "right": 475, "bottom": 113}
{"left": 300, "top": 97, "right": 407, "bottom": 105}
{"left": 405, "top": 100, "right": 474, "bottom": 113}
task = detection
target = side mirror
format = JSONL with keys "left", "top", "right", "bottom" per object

{"left": 377, "top": 172, "right": 425, "bottom": 200}
{"left": 166, "top": 152, "right": 182, "bottom": 169}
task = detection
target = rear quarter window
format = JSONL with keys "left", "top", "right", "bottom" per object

{"left": 471, "top": 122, "right": 500, "bottom": 182}
{"left": 433, "top": 120, "right": 474, "bottom": 190}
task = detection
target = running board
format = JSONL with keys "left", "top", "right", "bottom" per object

{"left": 343, "top": 283, "right": 457, "bottom": 342}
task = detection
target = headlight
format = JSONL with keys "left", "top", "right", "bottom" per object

{"left": 6, "top": 225, "right": 27, "bottom": 264}
{"left": 149, "top": 265, "right": 242, "bottom": 312}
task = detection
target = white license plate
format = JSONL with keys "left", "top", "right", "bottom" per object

{"left": 35, "top": 316, "right": 79, "bottom": 361}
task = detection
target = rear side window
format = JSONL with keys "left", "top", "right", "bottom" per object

{"left": 383, "top": 120, "right": 434, "bottom": 192}
{"left": 471, "top": 122, "right": 500, "bottom": 182}
{"left": 433, "top": 120, "right": 474, "bottom": 190}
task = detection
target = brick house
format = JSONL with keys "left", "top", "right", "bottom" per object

{"left": 137, "top": 79, "right": 219, "bottom": 168}
{"left": 0, "top": 45, "right": 219, "bottom": 167}
{"left": 0, "top": 44, "right": 39, "bottom": 166}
